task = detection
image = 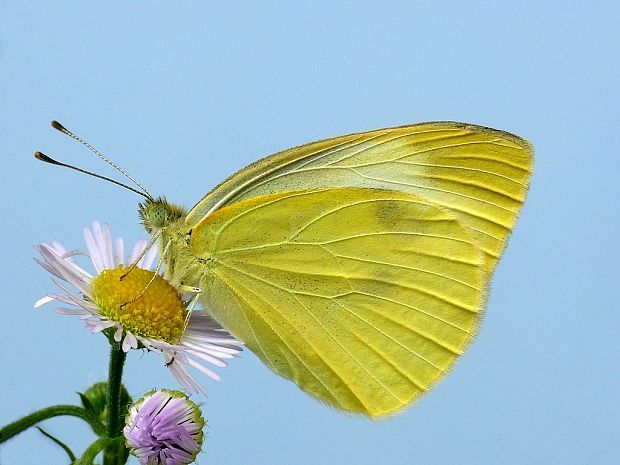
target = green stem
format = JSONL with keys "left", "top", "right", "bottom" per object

{"left": 0, "top": 405, "right": 104, "bottom": 443}
{"left": 106, "top": 344, "right": 127, "bottom": 437}
{"left": 103, "top": 343, "right": 128, "bottom": 465}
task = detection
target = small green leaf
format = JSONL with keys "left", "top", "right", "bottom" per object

{"left": 78, "top": 392, "right": 96, "bottom": 415}
{"left": 36, "top": 426, "right": 76, "bottom": 462}
{"left": 76, "top": 436, "right": 110, "bottom": 465}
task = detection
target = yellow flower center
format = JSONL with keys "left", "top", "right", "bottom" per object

{"left": 91, "top": 265, "right": 186, "bottom": 343}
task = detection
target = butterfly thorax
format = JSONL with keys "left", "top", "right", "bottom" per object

{"left": 138, "top": 197, "right": 202, "bottom": 288}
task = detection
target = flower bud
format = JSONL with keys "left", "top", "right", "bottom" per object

{"left": 124, "top": 389, "right": 205, "bottom": 465}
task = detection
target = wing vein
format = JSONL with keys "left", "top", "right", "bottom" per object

{"left": 312, "top": 231, "right": 475, "bottom": 246}
{"left": 354, "top": 291, "right": 471, "bottom": 334}
{"left": 214, "top": 267, "right": 359, "bottom": 408}
{"left": 217, "top": 259, "right": 471, "bottom": 342}
{"left": 350, "top": 168, "right": 515, "bottom": 225}
{"left": 389, "top": 161, "right": 528, "bottom": 185}
{"left": 217, "top": 242, "right": 481, "bottom": 266}
{"left": 333, "top": 253, "right": 481, "bottom": 291}
{"left": 339, "top": 296, "right": 463, "bottom": 357}
{"left": 323, "top": 129, "right": 466, "bottom": 167}
{"left": 288, "top": 196, "right": 446, "bottom": 241}
{"left": 290, "top": 293, "right": 406, "bottom": 404}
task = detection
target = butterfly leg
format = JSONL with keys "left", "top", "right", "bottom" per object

{"left": 120, "top": 229, "right": 163, "bottom": 280}
{"left": 179, "top": 284, "right": 203, "bottom": 335}
{"left": 162, "top": 285, "right": 202, "bottom": 368}
{"left": 120, "top": 237, "right": 170, "bottom": 308}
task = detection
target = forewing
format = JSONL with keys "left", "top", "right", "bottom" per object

{"left": 187, "top": 122, "right": 533, "bottom": 271}
{"left": 191, "top": 188, "right": 486, "bottom": 417}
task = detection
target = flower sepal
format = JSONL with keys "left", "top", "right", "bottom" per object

{"left": 79, "top": 382, "right": 132, "bottom": 433}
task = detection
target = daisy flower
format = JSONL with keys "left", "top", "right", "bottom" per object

{"left": 124, "top": 389, "right": 205, "bottom": 465}
{"left": 34, "top": 221, "right": 243, "bottom": 396}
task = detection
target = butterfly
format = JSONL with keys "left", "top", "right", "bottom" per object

{"left": 43, "top": 121, "right": 533, "bottom": 417}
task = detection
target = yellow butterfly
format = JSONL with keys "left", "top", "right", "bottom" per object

{"left": 43, "top": 121, "right": 533, "bottom": 418}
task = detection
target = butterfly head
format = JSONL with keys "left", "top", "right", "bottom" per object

{"left": 139, "top": 197, "right": 187, "bottom": 234}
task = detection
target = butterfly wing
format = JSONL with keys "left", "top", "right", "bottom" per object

{"left": 191, "top": 187, "right": 486, "bottom": 417}
{"left": 187, "top": 122, "right": 533, "bottom": 272}
{"left": 186, "top": 122, "right": 533, "bottom": 416}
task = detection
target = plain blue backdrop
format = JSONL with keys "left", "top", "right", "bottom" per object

{"left": 1, "top": 2, "right": 619, "bottom": 464}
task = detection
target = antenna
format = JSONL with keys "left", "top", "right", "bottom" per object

{"left": 50, "top": 120, "right": 153, "bottom": 199}
{"left": 35, "top": 151, "right": 150, "bottom": 199}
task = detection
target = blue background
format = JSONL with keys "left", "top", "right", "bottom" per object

{"left": 1, "top": 2, "right": 619, "bottom": 464}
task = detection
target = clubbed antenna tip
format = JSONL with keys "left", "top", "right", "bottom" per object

{"left": 51, "top": 120, "right": 67, "bottom": 132}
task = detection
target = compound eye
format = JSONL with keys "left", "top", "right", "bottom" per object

{"left": 155, "top": 207, "right": 167, "bottom": 227}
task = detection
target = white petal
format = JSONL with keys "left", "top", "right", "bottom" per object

{"left": 58, "top": 251, "right": 92, "bottom": 278}
{"left": 51, "top": 263, "right": 91, "bottom": 297}
{"left": 50, "top": 240, "right": 67, "bottom": 255}
{"left": 141, "top": 244, "right": 158, "bottom": 269}
{"left": 88, "top": 320, "right": 116, "bottom": 333}
{"left": 102, "top": 223, "right": 115, "bottom": 269}
{"left": 194, "top": 347, "right": 236, "bottom": 359}
{"left": 83, "top": 226, "right": 105, "bottom": 273}
{"left": 47, "top": 291, "right": 87, "bottom": 308}
{"left": 122, "top": 332, "right": 138, "bottom": 352}
{"left": 182, "top": 339, "right": 236, "bottom": 362}
{"left": 34, "top": 295, "right": 55, "bottom": 308}
{"left": 37, "top": 244, "right": 93, "bottom": 292}
{"left": 128, "top": 240, "right": 147, "bottom": 265}
{"left": 33, "top": 257, "right": 64, "bottom": 280}
{"left": 50, "top": 278, "right": 91, "bottom": 307}
{"left": 59, "top": 248, "right": 86, "bottom": 259}
{"left": 184, "top": 348, "right": 227, "bottom": 367}
{"left": 55, "top": 307, "right": 90, "bottom": 315}
{"left": 92, "top": 221, "right": 113, "bottom": 269}
{"left": 186, "top": 357, "right": 221, "bottom": 381}
{"left": 168, "top": 360, "right": 208, "bottom": 396}
{"left": 139, "top": 338, "right": 159, "bottom": 352}
{"left": 53, "top": 240, "right": 88, "bottom": 264}
{"left": 113, "top": 237, "right": 124, "bottom": 267}
{"left": 182, "top": 335, "right": 242, "bottom": 354}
